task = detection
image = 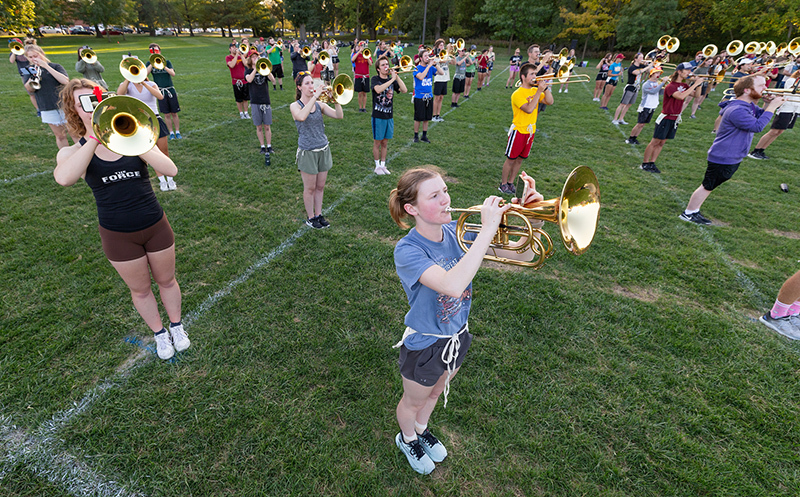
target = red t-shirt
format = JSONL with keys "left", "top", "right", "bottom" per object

{"left": 354, "top": 54, "right": 370, "bottom": 78}
{"left": 226, "top": 54, "right": 245, "bottom": 82}
{"left": 478, "top": 55, "right": 489, "bottom": 69}
{"left": 662, "top": 81, "right": 688, "bottom": 118}
{"left": 311, "top": 61, "right": 323, "bottom": 79}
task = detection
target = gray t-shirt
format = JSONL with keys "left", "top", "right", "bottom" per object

{"left": 75, "top": 59, "right": 108, "bottom": 89}
{"left": 294, "top": 100, "right": 328, "bottom": 150}
{"left": 23, "top": 63, "right": 68, "bottom": 111}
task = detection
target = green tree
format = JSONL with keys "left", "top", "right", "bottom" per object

{"left": 78, "top": 0, "right": 138, "bottom": 40}
{"left": 478, "top": 0, "right": 564, "bottom": 48}
{"left": 559, "top": 0, "right": 627, "bottom": 54}
{"left": 615, "top": 0, "right": 684, "bottom": 50}
{"left": 0, "top": 0, "right": 35, "bottom": 34}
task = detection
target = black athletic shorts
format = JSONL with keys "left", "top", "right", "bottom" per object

{"left": 702, "top": 160, "right": 740, "bottom": 191}
{"left": 157, "top": 88, "right": 180, "bottom": 114}
{"left": 653, "top": 118, "right": 678, "bottom": 140}
{"left": 157, "top": 116, "right": 169, "bottom": 139}
{"left": 271, "top": 63, "right": 284, "bottom": 79}
{"left": 354, "top": 76, "right": 369, "bottom": 93}
{"left": 232, "top": 81, "right": 249, "bottom": 102}
{"left": 465, "top": 71, "right": 475, "bottom": 78}
{"left": 398, "top": 330, "right": 473, "bottom": 386}
{"left": 452, "top": 77, "right": 465, "bottom": 94}
{"left": 433, "top": 81, "right": 448, "bottom": 96}
{"left": 771, "top": 112, "right": 797, "bottom": 130}
{"left": 413, "top": 97, "right": 433, "bottom": 122}
{"left": 637, "top": 108, "right": 655, "bottom": 124}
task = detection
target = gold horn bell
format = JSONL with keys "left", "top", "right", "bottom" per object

{"left": 80, "top": 48, "right": 97, "bottom": 64}
{"left": 92, "top": 95, "right": 158, "bottom": 156}
{"left": 256, "top": 57, "right": 272, "bottom": 76}
{"left": 120, "top": 56, "right": 147, "bottom": 83}
{"left": 9, "top": 40, "right": 24, "bottom": 56}
{"left": 149, "top": 53, "right": 166, "bottom": 70}
{"left": 447, "top": 166, "right": 600, "bottom": 269}
{"left": 318, "top": 74, "right": 354, "bottom": 105}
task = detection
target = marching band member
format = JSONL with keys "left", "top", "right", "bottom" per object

{"left": 713, "top": 59, "right": 752, "bottom": 132}
{"left": 689, "top": 57, "right": 714, "bottom": 118}
{"left": 352, "top": 41, "right": 372, "bottom": 112}
{"left": 23, "top": 45, "right": 71, "bottom": 149}
{"left": 10, "top": 38, "right": 38, "bottom": 113}
{"left": 55, "top": 79, "right": 189, "bottom": 361}
{"left": 599, "top": 54, "right": 624, "bottom": 110}
{"left": 499, "top": 63, "right": 553, "bottom": 193}
{"left": 290, "top": 72, "right": 343, "bottom": 229}
{"left": 612, "top": 53, "right": 652, "bottom": 124}
{"left": 463, "top": 46, "right": 477, "bottom": 99}
{"left": 748, "top": 70, "right": 800, "bottom": 160}
{"left": 412, "top": 50, "right": 442, "bottom": 143}
{"left": 244, "top": 50, "right": 277, "bottom": 162}
{"left": 226, "top": 42, "right": 250, "bottom": 119}
{"left": 593, "top": 53, "right": 613, "bottom": 101}
{"left": 485, "top": 45, "right": 496, "bottom": 87}
{"left": 451, "top": 48, "right": 468, "bottom": 107}
{"left": 640, "top": 62, "right": 703, "bottom": 173}
{"left": 266, "top": 37, "right": 285, "bottom": 90}
{"left": 476, "top": 49, "right": 490, "bottom": 90}
{"left": 506, "top": 47, "right": 522, "bottom": 89}
{"left": 626, "top": 67, "right": 666, "bottom": 145}
{"left": 371, "top": 55, "right": 408, "bottom": 175}
{"left": 389, "top": 166, "right": 540, "bottom": 475}
{"left": 559, "top": 48, "right": 576, "bottom": 93}
{"left": 431, "top": 39, "right": 453, "bottom": 122}
{"left": 679, "top": 74, "right": 783, "bottom": 224}
{"left": 330, "top": 39, "right": 341, "bottom": 77}
{"left": 146, "top": 43, "right": 182, "bottom": 140}
{"left": 117, "top": 57, "right": 176, "bottom": 191}
{"left": 75, "top": 45, "right": 108, "bottom": 90}
{"left": 290, "top": 40, "right": 309, "bottom": 81}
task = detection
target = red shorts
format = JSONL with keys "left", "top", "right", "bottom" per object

{"left": 505, "top": 129, "right": 534, "bottom": 159}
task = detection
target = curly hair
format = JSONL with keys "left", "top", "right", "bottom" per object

{"left": 59, "top": 78, "right": 99, "bottom": 138}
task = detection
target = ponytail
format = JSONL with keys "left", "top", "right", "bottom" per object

{"left": 388, "top": 166, "right": 444, "bottom": 229}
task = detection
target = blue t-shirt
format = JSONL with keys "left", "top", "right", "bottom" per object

{"left": 608, "top": 62, "right": 622, "bottom": 81}
{"left": 413, "top": 64, "right": 435, "bottom": 99}
{"left": 394, "top": 221, "right": 472, "bottom": 350}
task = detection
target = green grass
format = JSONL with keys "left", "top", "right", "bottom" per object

{"left": 2, "top": 34, "right": 800, "bottom": 496}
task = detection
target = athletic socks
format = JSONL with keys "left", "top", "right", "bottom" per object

{"left": 415, "top": 421, "right": 427, "bottom": 434}
{"left": 771, "top": 300, "right": 793, "bottom": 319}
{"left": 422, "top": 131, "right": 427, "bottom": 139}
{"left": 414, "top": 132, "right": 419, "bottom": 139}
{"left": 380, "top": 160, "right": 386, "bottom": 169}
{"left": 375, "top": 159, "right": 381, "bottom": 168}
{"left": 684, "top": 208, "right": 699, "bottom": 215}
{"left": 402, "top": 431, "right": 418, "bottom": 443}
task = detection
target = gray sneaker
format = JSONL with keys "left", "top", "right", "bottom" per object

{"left": 760, "top": 313, "right": 800, "bottom": 339}
{"left": 679, "top": 211, "right": 712, "bottom": 225}
{"left": 417, "top": 428, "right": 447, "bottom": 462}
{"left": 395, "top": 433, "right": 435, "bottom": 474}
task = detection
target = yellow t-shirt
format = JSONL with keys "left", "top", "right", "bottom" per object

{"left": 511, "top": 86, "right": 546, "bottom": 134}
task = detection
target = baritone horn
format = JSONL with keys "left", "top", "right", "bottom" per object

{"left": 149, "top": 53, "right": 165, "bottom": 70}
{"left": 788, "top": 37, "right": 800, "bottom": 56}
{"left": 255, "top": 57, "right": 272, "bottom": 76}
{"left": 666, "top": 36, "right": 680, "bottom": 53}
{"left": 318, "top": 51, "right": 330, "bottom": 67}
{"left": 9, "top": 40, "right": 24, "bottom": 56}
{"left": 81, "top": 48, "right": 98, "bottom": 64}
{"left": 239, "top": 41, "right": 249, "bottom": 55}
{"left": 92, "top": 95, "right": 158, "bottom": 156}
{"left": 745, "top": 41, "right": 761, "bottom": 54}
{"left": 318, "top": 74, "right": 354, "bottom": 105}
{"left": 446, "top": 166, "right": 600, "bottom": 269}
{"left": 120, "top": 56, "right": 147, "bottom": 83}
{"left": 362, "top": 47, "right": 372, "bottom": 59}
{"left": 455, "top": 38, "right": 465, "bottom": 51}
{"left": 302, "top": 46, "right": 312, "bottom": 58}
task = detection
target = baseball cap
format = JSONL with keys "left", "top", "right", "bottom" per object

{"left": 615, "top": 54, "right": 625, "bottom": 59}
{"left": 676, "top": 62, "right": 693, "bottom": 71}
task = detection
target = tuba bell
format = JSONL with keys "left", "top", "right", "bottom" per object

{"left": 726, "top": 40, "right": 744, "bottom": 56}
{"left": 446, "top": 166, "right": 600, "bottom": 269}
{"left": 81, "top": 48, "right": 98, "bottom": 64}
{"left": 702, "top": 44, "right": 717, "bottom": 58}
{"left": 239, "top": 41, "right": 249, "bottom": 55}
{"left": 120, "top": 56, "right": 147, "bottom": 83}
{"left": 92, "top": 95, "right": 159, "bottom": 156}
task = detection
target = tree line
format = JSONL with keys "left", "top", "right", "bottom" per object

{"left": 4, "top": 0, "right": 799, "bottom": 56}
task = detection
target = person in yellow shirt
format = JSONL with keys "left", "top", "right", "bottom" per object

{"left": 499, "top": 63, "right": 553, "bottom": 193}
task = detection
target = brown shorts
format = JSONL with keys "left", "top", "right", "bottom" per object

{"left": 98, "top": 214, "right": 174, "bottom": 262}
{"left": 398, "top": 330, "right": 473, "bottom": 386}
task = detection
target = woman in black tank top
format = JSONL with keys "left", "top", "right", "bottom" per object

{"left": 54, "top": 78, "right": 190, "bottom": 361}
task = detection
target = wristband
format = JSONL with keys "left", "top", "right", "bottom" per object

{"left": 88, "top": 135, "right": 102, "bottom": 144}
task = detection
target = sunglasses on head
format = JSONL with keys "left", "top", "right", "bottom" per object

{"left": 78, "top": 92, "right": 114, "bottom": 113}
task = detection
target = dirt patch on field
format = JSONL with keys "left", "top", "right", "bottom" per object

{"left": 612, "top": 284, "right": 660, "bottom": 302}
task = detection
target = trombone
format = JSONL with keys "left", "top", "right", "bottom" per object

{"left": 445, "top": 166, "right": 600, "bottom": 269}
{"left": 149, "top": 53, "right": 166, "bottom": 70}
{"left": 120, "top": 56, "right": 147, "bottom": 84}
{"left": 514, "top": 71, "right": 591, "bottom": 87}
{"left": 92, "top": 94, "right": 159, "bottom": 156}
{"left": 722, "top": 87, "right": 800, "bottom": 102}
{"left": 318, "top": 74, "right": 354, "bottom": 105}
{"left": 81, "top": 48, "right": 98, "bottom": 64}
{"left": 9, "top": 39, "right": 24, "bottom": 56}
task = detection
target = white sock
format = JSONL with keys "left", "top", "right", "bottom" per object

{"left": 415, "top": 421, "right": 427, "bottom": 434}
{"left": 159, "top": 176, "right": 167, "bottom": 184}
{"left": 380, "top": 161, "right": 386, "bottom": 168}
{"left": 684, "top": 208, "right": 699, "bottom": 215}
{"left": 402, "top": 431, "right": 418, "bottom": 443}
{"left": 267, "top": 143, "right": 271, "bottom": 148}
{"left": 374, "top": 160, "right": 380, "bottom": 169}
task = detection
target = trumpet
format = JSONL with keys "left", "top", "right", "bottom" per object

{"left": 390, "top": 55, "right": 414, "bottom": 73}
{"left": 29, "top": 67, "right": 41, "bottom": 90}
{"left": 149, "top": 53, "right": 165, "bottom": 70}
{"left": 702, "top": 44, "right": 718, "bottom": 58}
{"left": 92, "top": 95, "right": 159, "bottom": 156}
{"left": 446, "top": 166, "right": 600, "bottom": 269}
{"left": 9, "top": 40, "right": 24, "bottom": 56}
{"left": 120, "top": 56, "right": 147, "bottom": 84}
{"left": 255, "top": 57, "right": 272, "bottom": 76}
{"left": 726, "top": 40, "right": 744, "bottom": 56}
{"left": 239, "top": 41, "right": 249, "bottom": 55}
{"left": 318, "top": 74, "right": 354, "bottom": 105}
{"left": 81, "top": 48, "right": 98, "bottom": 64}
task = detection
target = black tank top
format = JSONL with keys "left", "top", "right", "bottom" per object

{"left": 80, "top": 138, "right": 163, "bottom": 232}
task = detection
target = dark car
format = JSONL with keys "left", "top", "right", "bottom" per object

{"left": 122, "top": 27, "right": 134, "bottom": 33}
{"left": 99, "top": 28, "right": 122, "bottom": 35}
{"left": 70, "top": 26, "right": 91, "bottom": 35}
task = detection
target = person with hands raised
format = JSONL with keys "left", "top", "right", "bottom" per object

{"left": 54, "top": 79, "right": 189, "bottom": 361}
{"left": 371, "top": 56, "right": 408, "bottom": 175}
{"left": 389, "top": 166, "right": 538, "bottom": 475}
{"left": 412, "top": 50, "right": 442, "bottom": 143}
{"left": 24, "top": 45, "right": 72, "bottom": 149}
{"left": 244, "top": 50, "right": 277, "bottom": 160}
{"left": 290, "top": 72, "right": 343, "bottom": 230}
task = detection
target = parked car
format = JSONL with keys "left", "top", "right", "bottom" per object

{"left": 40, "top": 26, "right": 62, "bottom": 34}
{"left": 155, "top": 28, "right": 174, "bottom": 36}
{"left": 70, "top": 26, "right": 91, "bottom": 35}
{"left": 122, "top": 26, "right": 134, "bottom": 33}
{"left": 99, "top": 27, "right": 122, "bottom": 35}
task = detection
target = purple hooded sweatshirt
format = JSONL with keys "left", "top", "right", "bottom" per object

{"left": 707, "top": 99, "right": 773, "bottom": 165}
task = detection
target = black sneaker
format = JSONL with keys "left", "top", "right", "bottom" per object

{"left": 267, "top": 146, "right": 274, "bottom": 154}
{"left": 413, "top": 136, "right": 420, "bottom": 143}
{"left": 260, "top": 146, "right": 267, "bottom": 154}
{"left": 316, "top": 215, "right": 330, "bottom": 228}
{"left": 420, "top": 136, "right": 430, "bottom": 143}
{"left": 632, "top": 137, "right": 640, "bottom": 144}
{"left": 498, "top": 183, "right": 510, "bottom": 194}
{"left": 748, "top": 150, "right": 768, "bottom": 160}
{"left": 305, "top": 217, "right": 323, "bottom": 229}
{"left": 650, "top": 163, "right": 661, "bottom": 173}
{"left": 477, "top": 87, "right": 481, "bottom": 91}
{"left": 679, "top": 211, "right": 712, "bottom": 225}
{"left": 464, "top": 94, "right": 470, "bottom": 99}
{"left": 508, "top": 182, "right": 516, "bottom": 194}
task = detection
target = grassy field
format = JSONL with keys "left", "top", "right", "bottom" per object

{"left": 2, "top": 34, "right": 800, "bottom": 496}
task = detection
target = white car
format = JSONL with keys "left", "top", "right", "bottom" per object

{"left": 40, "top": 26, "right": 62, "bottom": 34}
{"left": 156, "top": 28, "right": 174, "bottom": 36}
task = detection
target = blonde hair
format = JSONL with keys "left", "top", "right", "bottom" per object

{"left": 59, "top": 78, "right": 99, "bottom": 137}
{"left": 25, "top": 45, "right": 49, "bottom": 63}
{"left": 388, "top": 166, "right": 444, "bottom": 229}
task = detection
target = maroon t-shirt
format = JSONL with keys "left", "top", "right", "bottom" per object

{"left": 226, "top": 55, "right": 246, "bottom": 82}
{"left": 662, "top": 81, "right": 689, "bottom": 119}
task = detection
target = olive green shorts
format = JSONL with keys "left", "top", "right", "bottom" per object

{"left": 296, "top": 146, "right": 333, "bottom": 175}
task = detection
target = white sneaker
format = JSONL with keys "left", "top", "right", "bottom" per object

{"left": 593, "top": 97, "right": 600, "bottom": 102}
{"left": 239, "top": 111, "right": 245, "bottom": 119}
{"left": 379, "top": 165, "right": 391, "bottom": 175}
{"left": 244, "top": 112, "right": 251, "bottom": 119}
{"left": 166, "top": 177, "right": 177, "bottom": 191}
{"left": 611, "top": 120, "right": 619, "bottom": 125}
{"left": 154, "top": 331, "right": 175, "bottom": 360}
{"left": 159, "top": 181, "right": 169, "bottom": 192}
{"left": 564, "top": 88, "right": 568, "bottom": 93}
{"left": 374, "top": 166, "right": 385, "bottom": 175}
{"left": 620, "top": 119, "right": 629, "bottom": 125}
{"left": 169, "top": 323, "right": 191, "bottom": 352}
{"left": 558, "top": 87, "right": 562, "bottom": 93}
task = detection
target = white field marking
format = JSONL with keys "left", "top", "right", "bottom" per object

{"left": 580, "top": 81, "right": 768, "bottom": 309}
{"left": 0, "top": 349, "right": 149, "bottom": 496}
{"left": 3, "top": 71, "right": 487, "bottom": 494}
{"left": 2, "top": 170, "right": 51, "bottom": 185}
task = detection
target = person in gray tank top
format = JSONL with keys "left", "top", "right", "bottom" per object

{"left": 290, "top": 72, "right": 344, "bottom": 229}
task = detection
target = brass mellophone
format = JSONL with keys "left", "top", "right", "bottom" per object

{"left": 92, "top": 94, "right": 159, "bottom": 156}
{"left": 149, "top": 53, "right": 165, "bottom": 70}
{"left": 120, "top": 56, "right": 147, "bottom": 83}
{"left": 9, "top": 40, "right": 24, "bottom": 56}
{"left": 81, "top": 48, "right": 98, "bottom": 64}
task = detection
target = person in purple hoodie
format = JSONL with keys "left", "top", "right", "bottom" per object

{"left": 678, "top": 74, "right": 785, "bottom": 225}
